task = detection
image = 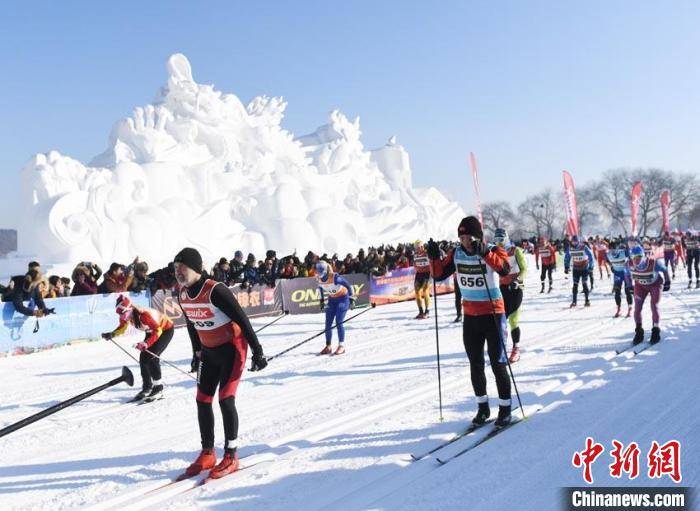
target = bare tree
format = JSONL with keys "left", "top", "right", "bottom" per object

{"left": 482, "top": 201, "right": 515, "bottom": 237}
{"left": 516, "top": 189, "right": 561, "bottom": 239}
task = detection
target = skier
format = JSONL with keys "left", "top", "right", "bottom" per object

{"left": 684, "top": 231, "right": 699, "bottom": 289}
{"left": 674, "top": 231, "right": 686, "bottom": 270}
{"left": 564, "top": 235, "right": 594, "bottom": 308}
{"left": 316, "top": 260, "right": 355, "bottom": 355}
{"left": 493, "top": 228, "right": 526, "bottom": 363}
{"left": 629, "top": 245, "right": 670, "bottom": 344}
{"left": 585, "top": 237, "right": 596, "bottom": 291}
{"left": 534, "top": 235, "right": 557, "bottom": 293}
{"left": 174, "top": 247, "right": 268, "bottom": 480}
{"left": 594, "top": 236, "right": 611, "bottom": 279}
{"left": 412, "top": 242, "right": 432, "bottom": 319}
{"left": 428, "top": 216, "right": 513, "bottom": 427}
{"left": 660, "top": 232, "right": 677, "bottom": 279}
{"left": 606, "top": 240, "right": 633, "bottom": 318}
{"left": 102, "top": 295, "right": 175, "bottom": 401}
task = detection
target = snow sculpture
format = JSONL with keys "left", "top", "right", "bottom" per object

{"left": 19, "top": 54, "right": 464, "bottom": 269}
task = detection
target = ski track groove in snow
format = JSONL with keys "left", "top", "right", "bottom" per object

{"left": 0, "top": 256, "right": 698, "bottom": 511}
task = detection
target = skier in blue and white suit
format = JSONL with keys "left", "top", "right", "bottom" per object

{"left": 564, "top": 235, "right": 595, "bottom": 307}
{"left": 606, "top": 239, "right": 633, "bottom": 318}
{"left": 316, "top": 261, "right": 355, "bottom": 355}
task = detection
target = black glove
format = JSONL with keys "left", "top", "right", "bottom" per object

{"left": 349, "top": 297, "right": 356, "bottom": 310}
{"left": 565, "top": 267, "right": 570, "bottom": 275}
{"left": 536, "top": 264, "right": 540, "bottom": 270}
{"left": 250, "top": 352, "right": 268, "bottom": 371}
{"left": 509, "top": 280, "right": 521, "bottom": 291}
{"left": 320, "top": 299, "right": 325, "bottom": 312}
{"left": 101, "top": 332, "right": 113, "bottom": 340}
{"left": 426, "top": 238, "right": 440, "bottom": 260}
{"left": 663, "top": 280, "right": 670, "bottom": 292}
{"left": 190, "top": 355, "right": 200, "bottom": 373}
{"left": 45, "top": 308, "right": 56, "bottom": 316}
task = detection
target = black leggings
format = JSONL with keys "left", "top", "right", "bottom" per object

{"left": 540, "top": 264, "right": 554, "bottom": 284}
{"left": 463, "top": 314, "right": 511, "bottom": 402}
{"left": 197, "top": 397, "right": 238, "bottom": 452}
{"left": 139, "top": 327, "right": 173, "bottom": 389}
{"left": 688, "top": 251, "right": 699, "bottom": 280}
{"left": 572, "top": 269, "right": 590, "bottom": 303}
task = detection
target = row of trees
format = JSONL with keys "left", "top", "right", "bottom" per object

{"left": 481, "top": 168, "right": 698, "bottom": 241}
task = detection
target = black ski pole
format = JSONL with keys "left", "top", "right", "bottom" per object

{"left": 477, "top": 252, "right": 526, "bottom": 418}
{"left": 267, "top": 303, "right": 376, "bottom": 361}
{"left": 143, "top": 348, "right": 198, "bottom": 381}
{"left": 108, "top": 338, "right": 140, "bottom": 364}
{"left": 430, "top": 270, "right": 444, "bottom": 422}
{"left": 253, "top": 310, "right": 290, "bottom": 335}
{"left": 0, "top": 366, "right": 134, "bottom": 439}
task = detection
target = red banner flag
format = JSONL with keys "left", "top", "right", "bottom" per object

{"left": 562, "top": 170, "right": 579, "bottom": 237}
{"left": 660, "top": 190, "right": 671, "bottom": 233}
{"left": 630, "top": 181, "right": 642, "bottom": 236}
{"left": 469, "top": 152, "right": 483, "bottom": 226}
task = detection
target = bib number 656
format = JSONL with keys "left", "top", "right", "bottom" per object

{"left": 460, "top": 276, "right": 485, "bottom": 288}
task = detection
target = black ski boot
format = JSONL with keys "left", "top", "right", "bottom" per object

{"left": 144, "top": 384, "right": 164, "bottom": 402}
{"left": 540, "top": 282, "right": 545, "bottom": 294}
{"left": 650, "top": 326, "right": 661, "bottom": 345}
{"left": 472, "top": 402, "right": 490, "bottom": 425}
{"left": 689, "top": 280, "right": 693, "bottom": 290}
{"left": 494, "top": 405, "right": 512, "bottom": 428}
{"left": 632, "top": 325, "right": 644, "bottom": 345}
{"left": 696, "top": 279, "right": 700, "bottom": 289}
{"left": 131, "top": 387, "right": 152, "bottom": 402}
{"left": 584, "top": 299, "right": 591, "bottom": 307}
{"left": 547, "top": 282, "right": 553, "bottom": 293}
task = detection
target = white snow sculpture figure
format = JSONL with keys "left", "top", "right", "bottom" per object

{"left": 19, "top": 53, "right": 464, "bottom": 270}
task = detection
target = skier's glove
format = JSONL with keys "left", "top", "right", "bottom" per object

{"left": 349, "top": 297, "right": 356, "bottom": 310}
{"left": 663, "top": 281, "right": 671, "bottom": 292}
{"left": 320, "top": 299, "right": 325, "bottom": 312}
{"left": 44, "top": 308, "right": 56, "bottom": 316}
{"left": 564, "top": 267, "right": 570, "bottom": 275}
{"left": 509, "top": 280, "right": 521, "bottom": 291}
{"left": 101, "top": 332, "right": 114, "bottom": 340}
{"left": 250, "top": 352, "right": 268, "bottom": 372}
{"left": 536, "top": 263, "right": 540, "bottom": 270}
{"left": 426, "top": 238, "right": 440, "bottom": 260}
{"left": 135, "top": 342, "right": 148, "bottom": 351}
{"left": 190, "top": 355, "right": 200, "bottom": 373}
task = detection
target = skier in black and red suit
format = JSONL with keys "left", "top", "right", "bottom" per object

{"left": 174, "top": 247, "right": 268, "bottom": 480}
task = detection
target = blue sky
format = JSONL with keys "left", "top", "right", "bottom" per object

{"left": 1, "top": 1, "right": 698, "bottom": 229}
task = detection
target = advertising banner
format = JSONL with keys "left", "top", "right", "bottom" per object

{"left": 0, "top": 291, "right": 150, "bottom": 355}
{"left": 369, "top": 268, "right": 454, "bottom": 305}
{"left": 280, "top": 274, "right": 370, "bottom": 314}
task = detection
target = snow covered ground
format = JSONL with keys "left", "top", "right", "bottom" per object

{"left": 1, "top": 256, "right": 698, "bottom": 510}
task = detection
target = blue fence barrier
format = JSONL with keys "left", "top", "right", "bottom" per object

{"left": 0, "top": 292, "right": 151, "bottom": 355}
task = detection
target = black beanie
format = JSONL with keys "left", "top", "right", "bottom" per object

{"left": 174, "top": 247, "right": 203, "bottom": 273}
{"left": 457, "top": 216, "right": 483, "bottom": 239}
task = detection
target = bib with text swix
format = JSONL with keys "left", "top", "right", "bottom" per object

{"left": 454, "top": 247, "right": 502, "bottom": 303}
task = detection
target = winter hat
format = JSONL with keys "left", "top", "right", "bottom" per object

{"left": 457, "top": 216, "right": 483, "bottom": 239}
{"left": 174, "top": 247, "right": 203, "bottom": 273}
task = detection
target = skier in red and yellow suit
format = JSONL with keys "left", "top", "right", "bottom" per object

{"left": 102, "top": 294, "right": 174, "bottom": 402}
